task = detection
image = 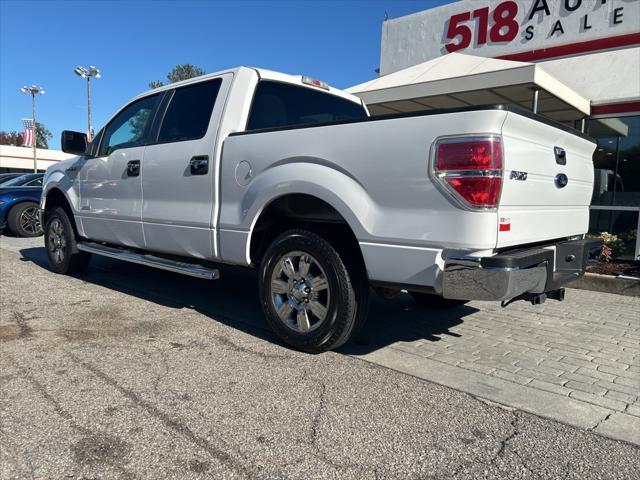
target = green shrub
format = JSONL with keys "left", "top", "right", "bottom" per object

{"left": 588, "top": 232, "right": 623, "bottom": 262}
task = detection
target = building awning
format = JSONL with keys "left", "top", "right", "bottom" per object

{"left": 347, "top": 53, "right": 591, "bottom": 123}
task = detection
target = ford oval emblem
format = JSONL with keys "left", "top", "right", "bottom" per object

{"left": 555, "top": 173, "right": 569, "bottom": 189}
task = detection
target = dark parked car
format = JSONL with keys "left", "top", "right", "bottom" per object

{"left": 0, "top": 173, "right": 44, "bottom": 237}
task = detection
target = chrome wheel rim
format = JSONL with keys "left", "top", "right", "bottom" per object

{"left": 47, "top": 218, "right": 66, "bottom": 264}
{"left": 19, "top": 206, "right": 42, "bottom": 235}
{"left": 270, "top": 251, "right": 330, "bottom": 333}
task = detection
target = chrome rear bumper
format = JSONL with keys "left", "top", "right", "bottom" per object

{"left": 442, "top": 238, "right": 602, "bottom": 302}
{"left": 443, "top": 257, "right": 547, "bottom": 301}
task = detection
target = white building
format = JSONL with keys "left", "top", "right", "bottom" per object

{"left": 0, "top": 145, "right": 74, "bottom": 173}
{"left": 349, "top": 0, "right": 640, "bottom": 259}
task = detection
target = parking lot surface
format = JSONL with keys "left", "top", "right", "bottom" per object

{"left": 1, "top": 236, "right": 638, "bottom": 479}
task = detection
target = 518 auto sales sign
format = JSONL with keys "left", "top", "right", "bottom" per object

{"left": 380, "top": 0, "right": 640, "bottom": 75}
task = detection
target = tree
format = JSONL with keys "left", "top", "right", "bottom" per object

{"left": 0, "top": 131, "right": 23, "bottom": 146}
{"left": 149, "top": 64, "right": 206, "bottom": 89}
{"left": 129, "top": 110, "right": 151, "bottom": 142}
{"left": 0, "top": 123, "right": 51, "bottom": 149}
{"left": 35, "top": 123, "right": 52, "bottom": 149}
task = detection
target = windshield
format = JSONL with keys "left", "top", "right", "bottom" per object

{"left": 1, "top": 174, "right": 41, "bottom": 187}
{"left": 0, "top": 175, "right": 20, "bottom": 186}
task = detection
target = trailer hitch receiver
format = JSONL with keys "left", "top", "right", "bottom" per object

{"left": 501, "top": 288, "right": 565, "bottom": 308}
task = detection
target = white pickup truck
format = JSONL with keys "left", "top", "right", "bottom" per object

{"left": 43, "top": 66, "right": 600, "bottom": 352}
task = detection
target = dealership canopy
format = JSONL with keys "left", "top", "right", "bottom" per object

{"left": 347, "top": 53, "right": 591, "bottom": 123}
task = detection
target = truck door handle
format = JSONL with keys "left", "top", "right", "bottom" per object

{"left": 190, "top": 156, "right": 209, "bottom": 175}
{"left": 126, "top": 160, "right": 140, "bottom": 177}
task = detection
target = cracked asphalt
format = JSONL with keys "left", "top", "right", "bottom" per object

{"left": 1, "top": 236, "right": 638, "bottom": 479}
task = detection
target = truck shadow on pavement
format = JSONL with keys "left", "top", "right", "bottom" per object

{"left": 19, "top": 246, "right": 477, "bottom": 354}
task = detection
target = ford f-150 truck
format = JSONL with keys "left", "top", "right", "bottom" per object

{"left": 42, "top": 66, "right": 600, "bottom": 353}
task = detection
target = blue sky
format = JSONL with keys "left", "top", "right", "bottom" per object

{"left": 0, "top": 0, "right": 453, "bottom": 149}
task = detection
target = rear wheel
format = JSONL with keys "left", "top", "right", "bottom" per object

{"left": 7, "top": 202, "right": 42, "bottom": 237}
{"left": 259, "top": 229, "right": 369, "bottom": 353}
{"left": 45, "top": 207, "right": 91, "bottom": 274}
{"left": 409, "top": 291, "right": 467, "bottom": 308}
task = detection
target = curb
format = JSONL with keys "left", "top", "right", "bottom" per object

{"left": 568, "top": 272, "right": 640, "bottom": 297}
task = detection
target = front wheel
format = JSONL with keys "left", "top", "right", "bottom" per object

{"left": 7, "top": 202, "right": 43, "bottom": 237}
{"left": 44, "top": 207, "right": 91, "bottom": 275}
{"left": 259, "top": 229, "right": 369, "bottom": 353}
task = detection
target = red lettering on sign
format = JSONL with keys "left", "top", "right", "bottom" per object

{"left": 445, "top": 1, "right": 520, "bottom": 53}
{"left": 490, "top": 1, "right": 519, "bottom": 42}
{"left": 445, "top": 12, "right": 472, "bottom": 52}
{"left": 472, "top": 7, "right": 490, "bottom": 45}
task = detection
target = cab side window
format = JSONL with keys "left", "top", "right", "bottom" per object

{"left": 157, "top": 79, "right": 222, "bottom": 143}
{"left": 88, "top": 128, "right": 103, "bottom": 157}
{"left": 99, "top": 94, "right": 160, "bottom": 156}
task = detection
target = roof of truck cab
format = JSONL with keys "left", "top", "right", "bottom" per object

{"left": 131, "top": 66, "right": 362, "bottom": 104}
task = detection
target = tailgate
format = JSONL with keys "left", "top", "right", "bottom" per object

{"left": 498, "top": 111, "right": 596, "bottom": 248}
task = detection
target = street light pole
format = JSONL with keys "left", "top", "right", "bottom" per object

{"left": 87, "top": 75, "right": 92, "bottom": 142}
{"left": 31, "top": 93, "right": 36, "bottom": 172}
{"left": 74, "top": 66, "right": 100, "bottom": 142}
{"left": 20, "top": 85, "right": 45, "bottom": 173}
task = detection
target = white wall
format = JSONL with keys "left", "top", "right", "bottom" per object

{"left": 381, "top": 0, "right": 640, "bottom": 78}
{"left": 540, "top": 47, "right": 640, "bottom": 106}
{"left": 0, "top": 145, "right": 74, "bottom": 172}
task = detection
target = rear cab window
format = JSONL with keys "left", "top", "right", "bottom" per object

{"left": 246, "top": 80, "right": 367, "bottom": 131}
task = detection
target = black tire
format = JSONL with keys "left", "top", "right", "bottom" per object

{"left": 259, "top": 229, "right": 369, "bottom": 353}
{"left": 7, "top": 202, "right": 43, "bottom": 237}
{"left": 44, "top": 207, "right": 91, "bottom": 275}
{"left": 409, "top": 291, "right": 467, "bottom": 308}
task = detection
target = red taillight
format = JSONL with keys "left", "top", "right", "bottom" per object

{"left": 436, "top": 140, "right": 502, "bottom": 171}
{"left": 445, "top": 177, "right": 502, "bottom": 207}
{"left": 434, "top": 137, "right": 503, "bottom": 209}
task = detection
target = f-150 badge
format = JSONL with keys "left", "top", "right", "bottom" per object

{"left": 509, "top": 170, "right": 527, "bottom": 181}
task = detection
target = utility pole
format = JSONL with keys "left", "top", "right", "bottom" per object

{"left": 20, "top": 85, "right": 45, "bottom": 173}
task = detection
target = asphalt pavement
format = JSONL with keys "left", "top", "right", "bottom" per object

{"left": 1, "top": 235, "right": 638, "bottom": 479}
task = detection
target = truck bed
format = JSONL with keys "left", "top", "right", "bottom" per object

{"left": 219, "top": 104, "right": 596, "bottom": 287}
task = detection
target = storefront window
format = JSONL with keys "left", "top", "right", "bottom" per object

{"left": 589, "top": 209, "right": 639, "bottom": 260}
{"left": 587, "top": 115, "right": 640, "bottom": 207}
{"left": 586, "top": 115, "right": 640, "bottom": 260}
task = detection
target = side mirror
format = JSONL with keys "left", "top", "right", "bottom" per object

{"left": 61, "top": 130, "right": 88, "bottom": 155}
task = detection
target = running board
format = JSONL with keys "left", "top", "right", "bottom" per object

{"left": 77, "top": 242, "right": 219, "bottom": 280}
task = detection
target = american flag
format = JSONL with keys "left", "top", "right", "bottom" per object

{"left": 22, "top": 119, "right": 35, "bottom": 147}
